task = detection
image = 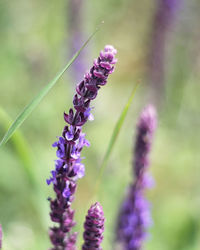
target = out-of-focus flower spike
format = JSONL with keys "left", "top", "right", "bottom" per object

{"left": 147, "top": 0, "right": 180, "bottom": 103}
{"left": 68, "top": 0, "right": 87, "bottom": 83}
{"left": 134, "top": 105, "right": 157, "bottom": 180}
{"left": 116, "top": 105, "right": 157, "bottom": 250}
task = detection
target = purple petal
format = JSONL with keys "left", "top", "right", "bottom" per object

{"left": 74, "top": 163, "right": 85, "bottom": 179}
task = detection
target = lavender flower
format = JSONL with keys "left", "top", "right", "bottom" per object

{"left": 47, "top": 45, "right": 117, "bottom": 249}
{"left": 148, "top": 0, "right": 180, "bottom": 102}
{"left": 116, "top": 105, "right": 157, "bottom": 250}
{"left": 82, "top": 202, "right": 105, "bottom": 250}
{"left": 68, "top": 0, "right": 87, "bottom": 83}
{"left": 0, "top": 224, "right": 2, "bottom": 249}
{"left": 133, "top": 105, "right": 157, "bottom": 183}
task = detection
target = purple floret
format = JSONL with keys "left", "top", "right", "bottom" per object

{"left": 116, "top": 105, "right": 157, "bottom": 250}
{"left": 82, "top": 202, "right": 105, "bottom": 250}
{"left": 47, "top": 45, "right": 117, "bottom": 249}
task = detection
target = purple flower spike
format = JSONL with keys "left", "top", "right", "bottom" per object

{"left": 68, "top": 0, "right": 87, "bottom": 83}
{"left": 148, "top": 0, "right": 180, "bottom": 102}
{"left": 134, "top": 105, "right": 157, "bottom": 181}
{"left": 82, "top": 202, "right": 105, "bottom": 250}
{"left": 47, "top": 46, "right": 117, "bottom": 249}
{"left": 116, "top": 105, "right": 157, "bottom": 250}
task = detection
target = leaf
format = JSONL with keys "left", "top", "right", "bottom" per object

{"left": 0, "top": 26, "right": 100, "bottom": 147}
{"left": 98, "top": 82, "right": 139, "bottom": 182}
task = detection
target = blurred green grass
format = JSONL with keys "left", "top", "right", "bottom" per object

{"left": 1, "top": 0, "right": 200, "bottom": 249}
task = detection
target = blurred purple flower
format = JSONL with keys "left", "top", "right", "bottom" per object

{"left": 116, "top": 105, "right": 157, "bottom": 250}
{"left": 134, "top": 105, "right": 157, "bottom": 181}
{"left": 82, "top": 202, "right": 105, "bottom": 250}
{"left": 47, "top": 45, "right": 117, "bottom": 249}
{"left": 68, "top": 0, "right": 88, "bottom": 83}
{"left": 148, "top": 0, "right": 180, "bottom": 102}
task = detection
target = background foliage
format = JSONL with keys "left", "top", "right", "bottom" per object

{"left": 0, "top": 0, "right": 200, "bottom": 249}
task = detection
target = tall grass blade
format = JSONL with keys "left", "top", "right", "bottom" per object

{"left": 0, "top": 26, "right": 101, "bottom": 147}
{"left": 82, "top": 83, "right": 139, "bottom": 243}
{"left": 98, "top": 82, "right": 139, "bottom": 181}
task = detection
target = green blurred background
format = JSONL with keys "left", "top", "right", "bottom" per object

{"left": 0, "top": 0, "right": 200, "bottom": 249}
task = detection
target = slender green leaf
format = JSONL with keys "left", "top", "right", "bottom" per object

{"left": 0, "top": 26, "right": 100, "bottom": 147}
{"left": 98, "top": 82, "right": 139, "bottom": 182}
{"left": 83, "top": 83, "right": 139, "bottom": 239}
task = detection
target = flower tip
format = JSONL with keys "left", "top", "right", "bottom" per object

{"left": 92, "top": 202, "right": 102, "bottom": 211}
{"left": 104, "top": 45, "right": 117, "bottom": 55}
{"left": 140, "top": 104, "right": 157, "bottom": 132}
{"left": 145, "top": 104, "right": 156, "bottom": 118}
{"left": 88, "top": 202, "right": 104, "bottom": 220}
